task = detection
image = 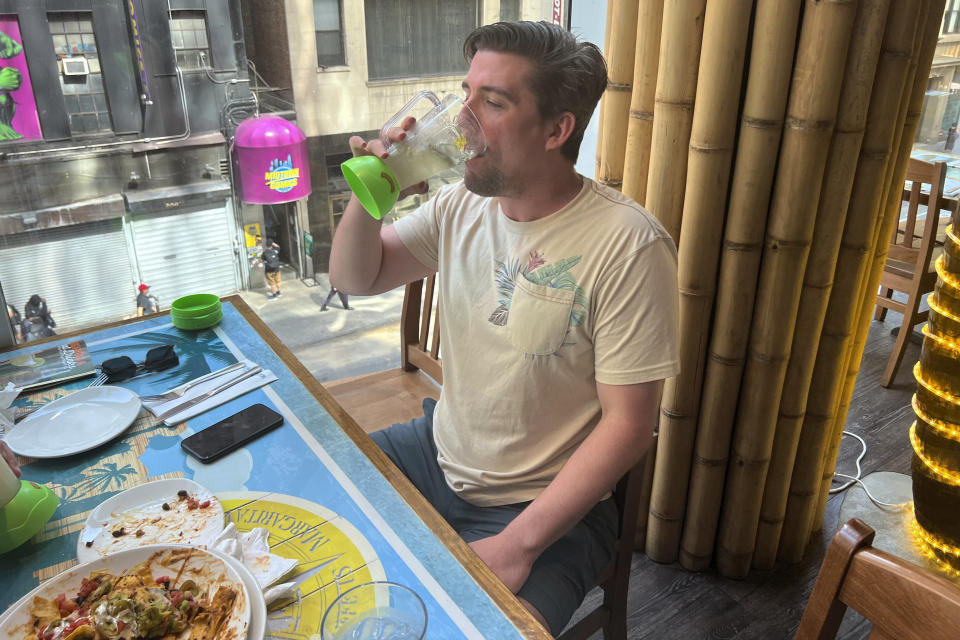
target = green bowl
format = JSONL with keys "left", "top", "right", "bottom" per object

{"left": 172, "top": 307, "right": 223, "bottom": 330}
{"left": 171, "top": 294, "right": 221, "bottom": 318}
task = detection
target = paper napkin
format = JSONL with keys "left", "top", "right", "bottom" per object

{"left": 142, "top": 363, "right": 277, "bottom": 425}
{"left": 213, "top": 523, "right": 297, "bottom": 604}
{"left": 0, "top": 382, "right": 17, "bottom": 434}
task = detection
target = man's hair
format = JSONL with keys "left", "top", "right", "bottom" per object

{"left": 463, "top": 21, "right": 607, "bottom": 163}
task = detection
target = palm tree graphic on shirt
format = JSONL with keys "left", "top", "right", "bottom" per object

{"left": 488, "top": 251, "right": 588, "bottom": 350}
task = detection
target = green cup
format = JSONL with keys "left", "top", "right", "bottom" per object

{"left": 171, "top": 293, "right": 221, "bottom": 318}
{"left": 341, "top": 155, "right": 400, "bottom": 220}
{"left": 172, "top": 307, "right": 223, "bottom": 330}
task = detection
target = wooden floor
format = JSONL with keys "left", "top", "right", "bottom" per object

{"left": 566, "top": 315, "right": 921, "bottom": 639}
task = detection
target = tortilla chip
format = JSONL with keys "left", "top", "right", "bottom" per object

{"left": 30, "top": 596, "right": 59, "bottom": 629}
{"left": 64, "top": 625, "right": 95, "bottom": 640}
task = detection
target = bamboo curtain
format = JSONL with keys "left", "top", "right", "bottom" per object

{"left": 596, "top": 0, "right": 947, "bottom": 576}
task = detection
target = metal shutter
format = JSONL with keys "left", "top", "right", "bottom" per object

{"left": 127, "top": 204, "right": 240, "bottom": 308}
{"left": 0, "top": 219, "right": 137, "bottom": 331}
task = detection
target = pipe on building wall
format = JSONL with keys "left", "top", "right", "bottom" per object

{"left": 0, "top": 0, "right": 224, "bottom": 161}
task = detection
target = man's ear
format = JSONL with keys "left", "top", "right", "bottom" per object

{"left": 544, "top": 111, "right": 576, "bottom": 152}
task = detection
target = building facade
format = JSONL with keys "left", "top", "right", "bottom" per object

{"left": 0, "top": 0, "right": 282, "bottom": 334}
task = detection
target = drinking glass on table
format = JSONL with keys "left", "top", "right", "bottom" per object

{"left": 319, "top": 581, "right": 427, "bottom": 640}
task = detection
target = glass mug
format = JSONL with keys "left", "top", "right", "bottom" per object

{"left": 341, "top": 91, "right": 486, "bottom": 219}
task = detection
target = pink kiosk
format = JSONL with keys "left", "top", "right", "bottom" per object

{"left": 232, "top": 115, "right": 312, "bottom": 283}
{"left": 233, "top": 115, "right": 312, "bottom": 204}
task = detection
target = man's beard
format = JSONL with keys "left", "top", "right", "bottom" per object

{"left": 463, "top": 154, "right": 522, "bottom": 198}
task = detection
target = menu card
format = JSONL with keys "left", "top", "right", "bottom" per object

{"left": 0, "top": 340, "right": 96, "bottom": 391}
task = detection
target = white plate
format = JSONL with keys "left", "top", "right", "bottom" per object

{"left": 0, "top": 544, "right": 251, "bottom": 640}
{"left": 207, "top": 545, "right": 268, "bottom": 640}
{"left": 5, "top": 386, "right": 141, "bottom": 458}
{"left": 77, "top": 478, "right": 225, "bottom": 563}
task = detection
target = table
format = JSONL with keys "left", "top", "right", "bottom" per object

{"left": 0, "top": 296, "right": 548, "bottom": 639}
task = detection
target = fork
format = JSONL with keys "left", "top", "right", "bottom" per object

{"left": 87, "top": 372, "right": 108, "bottom": 388}
{"left": 139, "top": 362, "right": 248, "bottom": 403}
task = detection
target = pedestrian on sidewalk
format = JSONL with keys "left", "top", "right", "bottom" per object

{"left": 947, "top": 125, "right": 957, "bottom": 152}
{"left": 320, "top": 286, "right": 351, "bottom": 311}
{"left": 262, "top": 240, "right": 282, "bottom": 300}
{"left": 136, "top": 283, "right": 159, "bottom": 316}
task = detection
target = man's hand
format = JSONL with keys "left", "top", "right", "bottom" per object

{"left": 1, "top": 440, "right": 21, "bottom": 478}
{"left": 348, "top": 116, "right": 428, "bottom": 199}
{"left": 468, "top": 531, "right": 536, "bottom": 593}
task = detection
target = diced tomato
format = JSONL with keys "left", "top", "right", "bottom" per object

{"left": 56, "top": 592, "right": 78, "bottom": 616}
{"left": 198, "top": 500, "right": 211, "bottom": 509}
{"left": 169, "top": 590, "right": 183, "bottom": 607}
{"left": 155, "top": 575, "right": 170, "bottom": 584}
{"left": 116, "top": 620, "right": 126, "bottom": 632}
{"left": 76, "top": 577, "right": 98, "bottom": 598}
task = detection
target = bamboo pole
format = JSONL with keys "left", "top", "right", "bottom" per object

{"left": 598, "top": 0, "right": 640, "bottom": 191}
{"left": 595, "top": 3, "right": 615, "bottom": 179}
{"left": 677, "top": 0, "right": 803, "bottom": 571}
{"left": 812, "top": 0, "right": 945, "bottom": 531}
{"left": 657, "top": 0, "right": 754, "bottom": 568}
{"left": 622, "top": 0, "right": 665, "bottom": 206}
{"left": 750, "top": 0, "right": 892, "bottom": 571}
{"left": 714, "top": 0, "right": 857, "bottom": 579}
{"left": 643, "top": 0, "right": 708, "bottom": 563}
{"left": 642, "top": 0, "right": 707, "bottom": 244}
{"left": 778, "top": 0, "right": 925, "bottom": 563}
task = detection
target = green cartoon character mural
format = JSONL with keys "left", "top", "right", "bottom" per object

{"left": 0, "top": 28, "right": 24, "bottom": 140}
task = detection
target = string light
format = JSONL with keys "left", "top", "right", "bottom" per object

{"left": 910, "top": 423, "right": 960, "bottom": 486}
{"left": 912, "top": 395, "right": 960, "bottom": 443}
{"left": 914, "top": 361, "right": 960, "bottom": 407}
{"left": 928, "top": 294, "right": 960, "bottom": 325}
{"left": 914, "top": 517, "right": 960, "bottom": 559}
{"left": 935, "top": 253, "right": 960, "bottom": 294}
{"left": 921, "top": 324, "right": 960, "bottom": 355}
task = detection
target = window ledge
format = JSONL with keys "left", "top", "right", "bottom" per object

{"left": 365, "top": 74, "right": 463, "bottom": 88}
{"left": 318, "top": 65, "right": 350, "bottom": 73}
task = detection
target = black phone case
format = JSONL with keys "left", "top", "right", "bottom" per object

{"left": 180, "top": 404, "right": 283, "bottom": 463}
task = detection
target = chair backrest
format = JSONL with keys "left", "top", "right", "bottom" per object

{"left": 400, "top": 275, "right": 442, "bottom": 384}
{"left": 891, "top": 159, "right": 947, "bottom": 270}
{"left": 795, "top": 518, "right": 960, "bottom": 640}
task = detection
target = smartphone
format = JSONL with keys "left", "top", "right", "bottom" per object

{"left": 181, "top": 403, "right": 284, "bottom": 463}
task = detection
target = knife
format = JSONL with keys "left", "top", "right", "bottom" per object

{"left": 156, "top": 365, "right": 264, "bottom": 422}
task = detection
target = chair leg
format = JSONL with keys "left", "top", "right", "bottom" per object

{"left": 881, "top": 294, "right": 921, "bottom": 387}
{"left": 874, "top": 287, "right": 893, "bottom": 321}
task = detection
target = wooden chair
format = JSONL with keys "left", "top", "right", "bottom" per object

{"left": 557, "top": 458, "right": 647, "bottom": 640}
{"left": 874, "top": 158, "right": 947, "bottom": 387}
{"left": 324, "top": 276, "right": 442, "bottom": 433}
{"left": 795, "top": 518, "right": 960, "bottom": 640}
{"left": 326, "top": 275, "right": 642, "bottom": 639}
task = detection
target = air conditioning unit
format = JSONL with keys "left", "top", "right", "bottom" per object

{"left": 61, "top": 56, "right": 89, "bottom": 76}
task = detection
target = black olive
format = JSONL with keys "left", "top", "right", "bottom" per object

{"left": 162, "top": 502, "right": 171, "bottom": 511}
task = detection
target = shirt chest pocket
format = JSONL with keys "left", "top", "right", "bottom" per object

{"left": 505, "top": 277, "right": 575, "bottom": 356}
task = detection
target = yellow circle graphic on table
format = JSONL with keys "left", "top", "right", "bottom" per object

{"left": 219, "top": 491, "right": 385, "bottom": 639}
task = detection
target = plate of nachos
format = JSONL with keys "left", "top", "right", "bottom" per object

{"left": 1, "top": 545, "right": 253, "bottom": 640}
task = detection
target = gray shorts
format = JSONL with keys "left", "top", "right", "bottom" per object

{"left": 371, "top": 398, "right": 618, "bottom": 635}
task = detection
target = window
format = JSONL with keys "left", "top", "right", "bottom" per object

{"left": 169, "top": 10, "right": 211, "bottom": 70}
{"left": 364, "top": 0, "right": 477, "bottom": 81}
{"left": 946, "top": 0, "right": 960, "bottom": 35}
{"left": 500, "top": 0, "right": 521, "bottom": 22}
{"left": 49, "top": 12, "right": 111, "bottom": 134}
{"left": 314, "top": 0, "right": 345, "bottom": 67}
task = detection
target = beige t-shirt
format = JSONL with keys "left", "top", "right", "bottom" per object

{"left": 393, "top": 178, "right": 680, "bottom": 506}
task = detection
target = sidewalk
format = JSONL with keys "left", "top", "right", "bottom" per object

{"left": 238, "top": 267, "right": 406, "bottom": 384}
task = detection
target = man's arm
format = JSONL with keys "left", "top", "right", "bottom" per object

{"left": 468, "top": 379, "right": 663, "bottom": 592}
{"left": 329, "top": 132, "right": 433, "bottom": 295}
